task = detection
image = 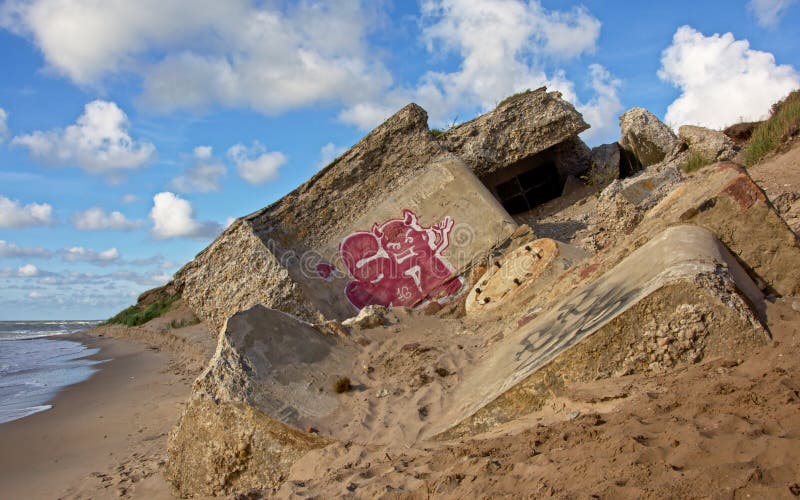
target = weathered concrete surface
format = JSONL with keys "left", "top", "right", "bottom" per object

{"left": 311, "top": 157, "right": 517, "bottom": 312}
{"left": 642, "top": 163, "right": 800, "bottom": 296}
{"left": 174, "top": 90, "right": 589, "bottom": 330}
{"left": 166, "top": 306, "right": 356, "bottom": 496}
{"left": 678, "top": 125, "right": 738, "bottom": 163}
{"left": 440, "top": 88, "right": 589, "bottom": 179}
{"left": 174, "top": 220, "right": 323, "bottom": 333}
{"left": 583, "top": 165, "right": 684, "bottom": 251}
{"left": 588, "top": 142, "right": 621, "bottom": 186}
{"left": 465, "top": 238, "right": 588, "bottom": 315}
{"left": 175, "top": 103, "right": 443, "bottom": 331}
{"left": 166, "top": 400, "right": 328, "bottom": 497}
{"left": 516, "top": 160, "right": 800, "bottom": 310}
{"left": 434, "top": 225, "right": 767, "bottom": 438}
{"left": 619, "top": 108, "right": 678, "bottom": 167}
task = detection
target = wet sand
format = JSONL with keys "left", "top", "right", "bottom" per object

{"left": 0, "top": 332, "right": 191, "bottom": 499}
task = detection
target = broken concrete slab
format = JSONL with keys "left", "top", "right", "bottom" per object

{"left": 588, "top": 142, "right": 621, "bottom": 187}
{"left": 440, "top": 87, "right": 589, "bottom": 180}
{"left": 465, "top": 238, "right": 588, "bottom": 315}
{"left": 175, "top": 103, "right": 443, "bottom": 331}
{"left": 642, "top": 163, "right": 800, "bottom": 296}
{"left": 619, "top": 108, "right": 678, "bottom": 167}
{"left": 582, "top": 165, "right": 683, "bottom": 251}
{"left": 312, "top": 157, "right": 517, "bottom": 313}
{"left": 166, "top": 306, "right": 357, "bottom": 496}
{"left": 174, "top": 219, "right": 323, "bottom": 334}
{"left": 433, "top": 225, "right": 766, "bottom": 438}
{"left": 165, "top": 400, "right": 329, "bottom": 497}
{"left": 528, "top": 160, "right": 800, "bottom": 313}
{"left": 678, "top": 125, "right": 738, "bottom": 163}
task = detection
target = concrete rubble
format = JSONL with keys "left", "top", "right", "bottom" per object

{"left": 619, "top": 107, "right": 678, "bottom": 167}
{"left": 157, "top": 91, "right": 800, "bottom": 497}
{"left": 678, "top": 125, "right": 739, "bottom": 163}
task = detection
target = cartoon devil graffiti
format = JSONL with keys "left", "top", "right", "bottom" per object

{"left": 337, "top": 209, "right": 463, "bottom": 310}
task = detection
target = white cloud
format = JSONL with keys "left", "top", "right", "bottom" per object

{"left": 71, "top": 207, "right": 142, "bottom": 231}
{"left": 28, "top": 291, "right": 45, "bottom": 299}
{"left": 0, "top": 107, "right": 8, "bottom": 141}
{"left": 577, "top": 64, "right": 624, "bottom": 144}
{"left": 748, "top": 0, "right": 797, "bottom": 28}
{"left": 316, "top": 142, "right": 347, "bottom": 169}
{"left": 121, "top": 194, "right": 138, "bottom": 204}
{"left": 0, "top": 240, "right": 52, "bottom": 258}
{"left": 0, "top": 195, "right": 53, "bottom": 228}
{"left": 18, "top": 264, "right": 39, "bottom": 277}
{"left": 0, "top": 240, "right": 123, "bottom": 265}
{"left": 1, "top": 1, "right": 619, "bottom": 142}
{"left": 193, "top": 145, "right": 212, "bottom": 159}
{"left": 227, "top": 142, "right": 286, "bottom": 184}
{"left": 169, "top": 146, "right": 226, "bottom": 193}
{"left": 659, "top": 26, "right": 800, "bottom": 129}
{"left": 62, "top": 246, "right": 120, "bottom": 264}
{"left": 339, "top": 0, "right": 602, "bottom": 130}
{"left": 169, "top": 162, "right": 226, "bottom": 193}
{"left": 11, "top": 100, "right": 155, "bottom": 175}
{"left": 0, "top": 1, "right": 389, "bottom": 114}
{"left": 149, "top": 191, "right": 221, "bottom": 239}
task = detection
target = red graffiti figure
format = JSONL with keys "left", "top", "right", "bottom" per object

{"left": 339, "top": 209, "right": 463, "bottom": 310}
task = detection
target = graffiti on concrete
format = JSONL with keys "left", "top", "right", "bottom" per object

{"left": 315, "top": 262, "right": 338, "bottom": 282}
{"left": 339, "top": 209, "right": 463, "bottom": 309}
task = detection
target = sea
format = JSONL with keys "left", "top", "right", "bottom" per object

{"left": 0, "top": 320, "right": 103, "bottom": 424}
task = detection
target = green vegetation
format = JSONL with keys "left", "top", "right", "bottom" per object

{"left": 744, "top": 89, "right": 800, "bottom": 166}
{"left": 430, "top": 128, "right": 444, "bottom": 138}
{"left": 105, "top": 295, "right": 179, "bottom": 327}
{"left": 681, "top": 152, "right": 711, "bottom": 173}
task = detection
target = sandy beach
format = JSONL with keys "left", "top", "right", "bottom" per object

{"left": 0, "top": 331, "right": 196, "bottom": 499}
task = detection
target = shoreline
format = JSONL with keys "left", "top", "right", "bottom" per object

{"left": 0, "top": 330, "right": 192, "bottom": 499}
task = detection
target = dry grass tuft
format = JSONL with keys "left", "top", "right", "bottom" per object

{"left": 333, "top": 377, "right": 351, "bottom": 394}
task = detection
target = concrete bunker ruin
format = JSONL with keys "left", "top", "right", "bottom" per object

{"left": 173, "top": 87, "right": 592, "bottom": 332}
{"left": 162, "top": 86, "right": 800, "bottom": 497}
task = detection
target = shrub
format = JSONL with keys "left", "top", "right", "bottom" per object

{"left": 744, "top": 89, "right": 800, "bottom": 166}
{"left": 430, "top": 128, "right": 444, "bottom": 138}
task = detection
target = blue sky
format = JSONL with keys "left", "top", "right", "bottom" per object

{"left": 0, "top": 0, "right": 798, "bottom": 320}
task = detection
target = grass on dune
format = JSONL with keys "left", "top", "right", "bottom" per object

{"left": 745, "top": 89, "right": 800, "bottom": 166}
{"left": 105, "top": 295, "right": 179, "bottom": 327}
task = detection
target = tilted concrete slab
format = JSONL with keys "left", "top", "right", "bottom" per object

{"left": 441, "top": 87, "right": 589, "bottom": 179}
{"left": 465, "top": 238, "right": 589, "bottom": 315}
{"left": 194, "top": 306, "right": 357, "bottom": 430}
{"left": 430, "top": 225, "right": 766, "bottom": 438}
{"left": 308, "top": 157, "right": 517, "bottom": 313}
{"left": 166, "top": 306, "right": 357, "bottom": 496}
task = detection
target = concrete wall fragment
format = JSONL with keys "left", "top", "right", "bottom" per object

{"left": 432, "top": 225, "right": 767, "bottom": 438}
{"left": 440, "top": 87, "right": 589, "bottom": 179}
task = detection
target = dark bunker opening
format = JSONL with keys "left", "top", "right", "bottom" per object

{"left": 483, "top": 152, "right": 564, "bottom": 215}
